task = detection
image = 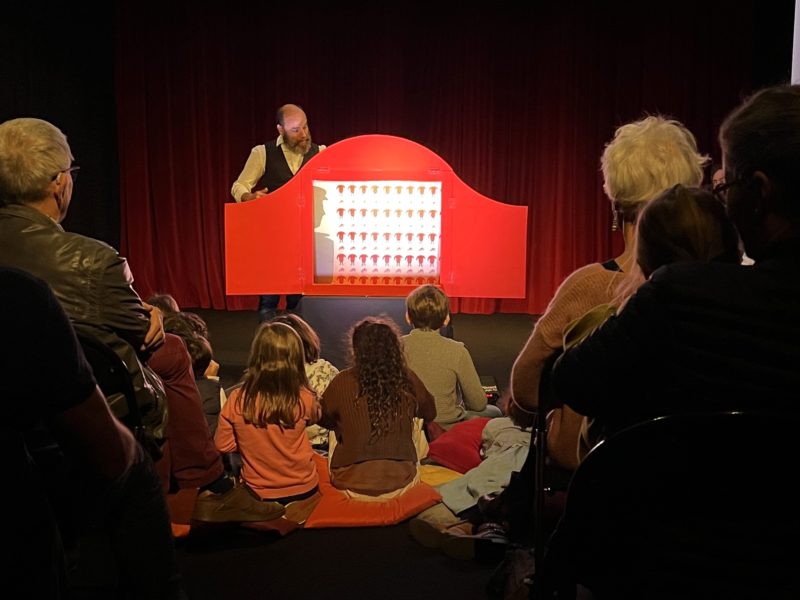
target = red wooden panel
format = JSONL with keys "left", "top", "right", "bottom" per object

{"left": 224, "top": 135, "right": 527, "bottom": 298}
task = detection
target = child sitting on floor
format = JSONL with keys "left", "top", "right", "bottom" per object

{"left": 320, "top": 316, "right": 436, "bottom": 499}
{"left": 402, "top": 284, "right": 502, "bottom": 431}
{"left": 215, "top": 322, "right": 321, "bottom": 504}
{"left": 270, "top": 313, "right": 339, "bottom": 448}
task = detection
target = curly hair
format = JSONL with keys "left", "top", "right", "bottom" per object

{"left": 240, "top": 322, "right": 309, "bottom": 428}
{"left": 349, "top": 316, "right": 415, "bottom": 442}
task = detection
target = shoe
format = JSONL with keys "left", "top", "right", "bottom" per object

{"left": 283, "top": 491, "right": 322, "bottom": 525}
{"left": 408, "top": 503, "right": 463, "bottom": 549}
{"left": 192, "top": 485, "right": 286, "bottom": 523}
{"left": 441, "top": 521, "right": 510, "bottom": 563}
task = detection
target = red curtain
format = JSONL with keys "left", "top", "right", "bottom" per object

{"left": 114, "top": 2, "right": 772, "bottom": 314}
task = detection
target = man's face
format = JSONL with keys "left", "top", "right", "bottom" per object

{"left": 278, "top": 110, "right": 312, "bottom": 155}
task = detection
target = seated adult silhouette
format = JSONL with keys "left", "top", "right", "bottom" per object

{"left": 2, "top": 267, "right": 183, "bottom": 599}
{"left": 553, "top": 84, "right": 800, "bottom": 440}
{"left": 547, "top": 84, "right": 800, "bottom": 599}
{"left": 0, "top": 117, "right": 277, "bottom": 522}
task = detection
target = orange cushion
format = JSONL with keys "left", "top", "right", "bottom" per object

{"left": 427, "top": 417, "right": 490, "bottom": 473}
{"left": 304, "top": 453, "right": 441, "bottom": 528}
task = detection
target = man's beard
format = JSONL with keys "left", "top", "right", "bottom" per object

{"left": 286, "top": 136, "right": 312, "bottom": 155}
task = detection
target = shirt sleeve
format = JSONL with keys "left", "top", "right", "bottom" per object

{"left": 455, "top": 344, "right": 488, "bottom": 411}
{"left": 409, "top": 370, "right": 437, "bottom": 422}
{"left": 511, "top": 265, "right": 620, "bottom": 409}
{"left": 318, "top": 372, "right": 344, "bottom": 430}
{"left": 89, "top": 244, "right": 151, "bottom": 352}
{"left": 231, "top": 145, "right": 267, "bottom": 201}
{"left": 214, "top": 390, "right": 238, "bottom": 453}
{"left": 552, "top": 281, "right": 664, "bottom": 419}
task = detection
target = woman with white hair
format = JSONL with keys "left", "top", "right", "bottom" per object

{"left": 509, "top": 115, "right": 708, "bottom": 472}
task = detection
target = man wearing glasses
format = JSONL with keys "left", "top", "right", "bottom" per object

{"left": 0, "top": 118, "right": 280, "bottom": 522}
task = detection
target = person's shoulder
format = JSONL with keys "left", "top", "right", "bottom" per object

{"left": 59, "top": 229, "right": 118, "bottom": 254}
{"left": 649, "top": 260, "right": 742, "bottom": 287}
{"left": 550, "top": 262, "right": 618, "bottom": 298}
{"left": 0, "top": 266, "right": 49, "bottom": 295}
{"left": 558, "top": 262, "right": 616, "bottom": 286}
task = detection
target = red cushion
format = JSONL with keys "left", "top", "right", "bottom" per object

{"left": 304, "top": 453, "right": 441, "bottom": 528}
{"left": 426, "top": 417, "right": 490, "bottom": 473}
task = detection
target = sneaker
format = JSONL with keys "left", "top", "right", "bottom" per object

{"left": 192, "top": 485, "right": 285, "bottom": 523}
{"left": 283, "top": 491, "right": 322, "bottom": 525}
{"left": 440, "top": 521, "right": 510, "bottom": 563}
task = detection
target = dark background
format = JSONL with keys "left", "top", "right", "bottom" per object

{"left": 2, "top": 1, "right": 794, "bottom": 314}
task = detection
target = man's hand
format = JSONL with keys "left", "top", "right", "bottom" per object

{"left": 241, "top": 188, "right": 268, "bottom": 202}
{"left": 141, "top": 302, "right": 165, "bottom": 352}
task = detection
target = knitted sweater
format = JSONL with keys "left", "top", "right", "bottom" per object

{"left": 402, "top": 329, "right": 487, "bottom": 425}
{"left": 510, "top": 262, "right": 624, "bottom": 469}
{"left": 319, "top": 368, "right": 436, "bottom": 468}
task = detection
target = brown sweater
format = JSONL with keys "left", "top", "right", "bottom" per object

{"left": 319, "top": 368, "right": 436, "bottom": 468}
{"left": 510, "top": 262, "right": 624, "bottom": 470}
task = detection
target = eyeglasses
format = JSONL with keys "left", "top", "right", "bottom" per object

{"left": 52, "top": 165, "right": 80, "bottom": 184}
{"left": 711, "top": 178, "right": 741, "bottom": 202}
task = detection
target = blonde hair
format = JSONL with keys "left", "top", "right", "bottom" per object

{"left": 0, "top": 117, "right": 73, "bottom": 206}
{"left": 602, "top": 116, "right": 708, "bottom": 223}
{"left": 239, "top": 322, "right": 309, "bottom": 428}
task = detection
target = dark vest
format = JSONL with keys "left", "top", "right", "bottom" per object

{"left": 257, "top": 140, "right": 320, "bottom": 192}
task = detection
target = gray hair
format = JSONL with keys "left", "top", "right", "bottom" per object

{"left": 601, "top": 116, "right": 708, "bottom": 222}
{"left": 0, "top": 117, "right": 73, "bottom": 205}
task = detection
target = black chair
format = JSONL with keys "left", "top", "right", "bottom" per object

{"left": 534, "top": 411, "right": 800, "bottom": 599}
{"left": 75, "top": 330, "right": 162, "bottom": 460}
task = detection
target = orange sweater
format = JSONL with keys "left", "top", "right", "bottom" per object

{"left": 510, "top": 262, "right": 624, "bottom": 469}
{"left": 215, "top": 387, "right": 319, "bottom": 500}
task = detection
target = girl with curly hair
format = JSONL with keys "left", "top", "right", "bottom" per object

{"left": 320, "top": 316, "right": 436, "bottom": 499}
{"left": 215, "top": 322, "right": 321, "bottom": 503}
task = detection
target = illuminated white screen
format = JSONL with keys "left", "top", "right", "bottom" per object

{"left": 312, "top": 180, "right": 442, "bottom": 285}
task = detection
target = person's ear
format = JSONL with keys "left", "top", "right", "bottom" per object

{"left": 751, "top": 171, "right": 772, "bottom": 215}
{"left": 405, "top": 310, "right": 412, "bottom": 326}
{"left": 277, "top": 123, "right": 285, "bottom": 137}
{"left": 52, "top": 173, "right": 63, "bottom": 206}
{"left": 444, "top": 314, "right": 451, "bottom": 327}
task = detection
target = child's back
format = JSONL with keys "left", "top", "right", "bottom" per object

{"left": 402, "top": 285, "right": 499, "bottom": 427}
{"left": 214, "top": 322, "right": 320, "bottom": 502}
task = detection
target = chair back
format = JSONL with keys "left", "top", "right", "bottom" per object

{"left": 75, "top": 331, "right": 163, "bottom": 461}
{"left": 75, "top": 331, "right": 141, "bottom": 432}
{"left": 538, "top": 410, "right": 800, "bottom": 599}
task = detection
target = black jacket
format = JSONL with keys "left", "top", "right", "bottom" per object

{"left": 0, "top": 204, "right": 168, "bottom": 438}
{"left": 553, "top": 237, "right": 800, "bottom": 439}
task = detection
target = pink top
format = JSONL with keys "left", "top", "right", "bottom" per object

{"left": 215, "top": 387, "right": 319, "bottom": 500}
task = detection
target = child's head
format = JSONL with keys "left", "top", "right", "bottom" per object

{"left": 348, "top": 316, "right": 414, "bottom": 440}
{"left": 405, "top": 284, "right": 450, "bottom": 330}
{"left": 350, "top": 316, "right": 405, "bottom": 370}
{"left": 183, "top": 333, "right": 213, "bottom": 377}
{"left": 147, "top": 293, "right": 180, "bottom": 315}
{"left": 270, "top": 313, "right": 321, "bottom": 363}
{"left": 241, "top": 322, "right": 309, "bottom": 428}
{"left": 164, "top": 311, "right": 209, "bottom": 340}
{"left": 636, "top": 184, "right": 742, "bottom": 278}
